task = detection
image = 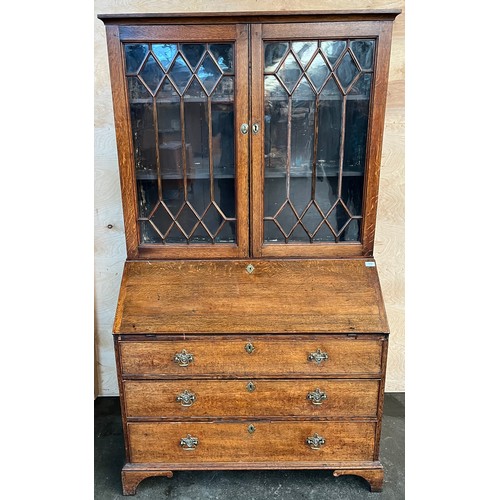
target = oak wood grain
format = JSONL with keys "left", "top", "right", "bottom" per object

{"left": 127, "top": 420, "right": 376, "bottom": 463}
{"left": 123, "top": 379, "right": 380, "bottom": 418}
{"left": 333, "top": 466, "right": 384, "bottom": 492}
{"left": 114, "top": 259, "right": 389, "bottom": 334}
{"left": 119, "top": 337, "right": 383, "bottom": 377}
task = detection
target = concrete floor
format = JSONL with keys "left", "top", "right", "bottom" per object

{"left": 95, "top": 393, "right": 404, "bottom": 499}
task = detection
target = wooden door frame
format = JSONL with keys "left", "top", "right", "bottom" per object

{"left": 104, "top": 23, "right": 250, "bottom": 259}
{"left": 250, "top": 21, "right": 394, "bottom": 258}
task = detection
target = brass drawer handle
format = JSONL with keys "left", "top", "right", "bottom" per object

{"left": 245, "top": 342, "right": 255, "bottom": 354}
{"left": 307, "top": 388, "right": 327, "bottom": 405}
{"left": 308, "top": 348, "right": 329, "bottom": 364}
{"left": 180, "top": 434, "right": 198, "bottom": 450}
{"left": 306, "top": 433, "right": 326, "bottom": 450}
{"left": 174, "top": 349, "right": 194, "bottom": 367}
{"left": 176, "top": 389, "right": 196, "bottom": 407}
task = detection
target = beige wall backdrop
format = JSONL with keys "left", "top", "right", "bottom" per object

{"left": 94, "top": 0, "right": 405, "bottom": 395}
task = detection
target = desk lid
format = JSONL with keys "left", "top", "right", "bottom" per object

{"left": 114, "top": 259, "right": 389, "bottom": 335}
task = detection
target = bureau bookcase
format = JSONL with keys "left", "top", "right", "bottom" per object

{"left": 99, "top": 9, "right": 400, "bottom": 495}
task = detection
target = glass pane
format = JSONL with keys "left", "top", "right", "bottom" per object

{"left": 301, "top": 204, "right": 323, "bottom": 236}
{"left": 128, "top": 41, "right": 237, "bottom": 247}
{"left": 277, "top": 53, "right": 302, "bottom": 93}
{"left": 264, "top": 76, "right": 288, "bottom": 219}
{"left": 215, "top": 219, "right": 236, "bottom": 243}
{"left": 125, "top": 44, "right": 148, "bottom": 74}
{"left": 264, "top": 42, "right": 288, "bottom": 72}
{"left": 181, "top": 44, "right": 205, "bottom": 69}
{"left": 185, "top": 98, "right": 210, "bottom": 216}
{"left": 128, "top": 91, "right": 155, "bottom": 174}
{"left": 316, "top": 78, "right": 342, "bottom": 215}
{"left": 212, "top": 102, "right": 234, "bottom": 175}
{"left": 344, "top": 75, "right": 371, "bottom": 174}
{"left": 210, "top": 44, "right": 234, "bottom": 74}
{"left": 169, "top": 54, "right": 192, "bottom": 94}
{"left": 139, "top": 54, "right": 165, "bottom": 95}
{"left": 340, "top": 218, "right": 361, "bottom": 241}
{"left": 327, "top": 203, "right": 350, "bottom": 235}
{"left": 139, "top": 221, "right": 162, "bottom": 244}
{"left": 197, "top": 54, "right": 222, "bottom": 95}
{"left": 306, "top": 52, "right": 329, "bottom": 91}
{"left": 264, "top": 220, "right": 283, "bottom": 242}
{"left": 212, "top": 77, "right": 234, "bottom": 102}
{"left": 276, "top": 203, "right": 298, "bottom": 236}
{"left": 150, "top": 203, "right": 174, "bottom": 237}
{"left": 351, "top": 40, "right": 375, "bottom": 70}
{"left": 263, "top": 38, "right": 372, "bottom": 246}
{"left": 136, "top": 180, "right": 158, "bottom": 219}
{"left": 202, "top": 204, "right": 224, "bottom": 237}
{"left": 321, "top": 41, "right": 346, "bottom": 67}
{"left": 292, "top": 41, "right": 317, "bottom": 66}
{"left": 165, "top": 223, "right": 187, "bottom": 243}
{"left": 127, "top": 76, "right": 149, "bottom": 101}
{"left": 336, "top": 52, "right": 359, "bottom": 90}
{"left": 157, "top": 80, "right": 182, "bottom": 181}
{"left": 152, "top": 44, "right": 177, "bottom": 70}
{"left": 289, "top": 77, "right": 315, "bottom": 217}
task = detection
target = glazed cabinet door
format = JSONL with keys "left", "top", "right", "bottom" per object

{"left": 250, "top": 21, "right": 394, "bottom": 258}
{"left": 105, "top": 24, "right": 249, "bottom": 259}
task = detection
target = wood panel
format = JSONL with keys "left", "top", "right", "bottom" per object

{"left": 119, "top": 338, "right": 384, "bottom": 377}
{"left": 123, "top": 379, "right": 380, "bottom": 418}
{"left": 114, "top": 260, "right": 389, "bottom": 334}
{"left": 127, "top": 420, "right": 376, "bottom": 463}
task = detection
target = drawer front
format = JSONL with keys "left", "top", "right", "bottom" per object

{"left": 124, "top": 379, "right": 379, "bottom": 418}
{"left": 128, "top": 421, "right": 375, "bottom": 463}
{"left": 119, "top": 338, "right": 383, "bottom": 377}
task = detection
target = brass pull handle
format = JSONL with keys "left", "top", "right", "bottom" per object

{"left": 306, "top": 433, "right": 326, "bottom": 450}
{"left": 176, "top": 389, "right": 196, "bottom": 407}
{"left": 307, "top": 388, "right": 327, "bottom": 405}
{"left": 245, "top": 342, "right": 255, "bottom": 354}
{"left": 180, "top": 434, "right": 198, "bottom": 450}
{"left": 174, "top": 349, "right": 194, "bottom": 367}
{"left": 308, "top": 348, "right": 329, "bottom": 364}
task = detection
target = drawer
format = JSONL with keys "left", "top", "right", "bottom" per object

{"left": 119, "top": 337, "right": 383, "bottom": 377}
{"left": 127, "top": 421, "right": 376, "bottom": 463}
{"left": 124, "top": 379, "right": 380, "bottom": 418}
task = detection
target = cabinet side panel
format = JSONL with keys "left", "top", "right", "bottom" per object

{"left": 105, "top": 25, "right": 140, "bottom": 258}
{"left": 361, "top": 21, "right": 394, "bottom": 255}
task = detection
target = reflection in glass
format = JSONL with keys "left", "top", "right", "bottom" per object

{"left": 277, "top": 53, "right": 301, "bottom": 92}
{"left": 264, "top": 42, "right": 288, "bottom": 72}
{"left": 181, "top": 44, "right": 205, "bottom": 69}
{"left": 292, "top": 41, "right": 317, "bottom": 66}
{"left": 210, "top": 44, "right": 234, "bottom": 73}
{"left": 336, "top": 52, "right": 359, "bottom": 90}
{"left": 152, "top": 44, "right": 177, "bottom": 70}
{"left": 125, "top": 44, "right": 148, "bottom": 74}
{"left": 321, "top": 41, "right": 346, "bottom": 66}
{"left": 263, "top": 38, "right": 375, "bottom": 243}
{"left": 169, "top": 55, "right": 191, "bottom": 93}
{"left": 197, "top": 55, "right": 222, "bottom": 95}
{"left": 290, "top": 77, "right": 315, "bottom": 216}
{"left": 306, "top": 53, "right": 330, "bottom": 91}
{"left": 351, "top": 40, "right": 374, "bottom": 69}
{"left": 139, "top": 54, "right": 164, "bottom": 95}
{"left": 124, "top": 42, "right": 237, "bottom": 245}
